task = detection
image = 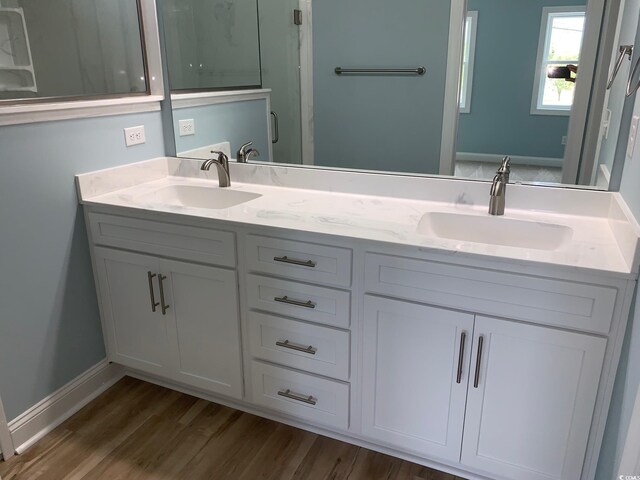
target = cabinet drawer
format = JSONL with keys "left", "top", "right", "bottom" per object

{"left": 250, "top": 361, "right": 350, "bottom": 430}
{"left": 248, "top": 311, "right": 350, "bottom": 380}
{"left": 365, "top": 253, "right": 617, "bottom": 335}
{"left": 245, "top": 235, "right": 352, "bottom": 287}
{"left": 88, "top": 213, "right": 236, "bottom": 267}
{"left": 246, "top": 274, "right": 350, "bottom": 328}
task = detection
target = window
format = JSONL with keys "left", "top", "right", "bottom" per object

{"left": 532, "top": 6, "right": 586, "bottom": 115}
{"left": 459, "top": 11, "right": 478, "bottom": 113}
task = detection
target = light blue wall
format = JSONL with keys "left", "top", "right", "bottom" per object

{"left": 597, "top": 88, "right": 640, "bottom": 477}
{"left": 172, "top": 100, "right": 270, "bottom": 161}
{"left": 312, "top": 0, "right": 451, "bottom": 174}
{"left": 457, "top": 0, "right": 585, "bottom": 159}
{"left": 0, "top": 111, "right": 165, "bottom": 421}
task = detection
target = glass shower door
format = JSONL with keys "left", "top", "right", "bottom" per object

{"left": 258, "top": 0, "right": 304, "bottom": 164}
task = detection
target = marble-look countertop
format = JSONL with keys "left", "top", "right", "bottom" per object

{"left": 76, "top": 158, "right": 640, "bottom": 278}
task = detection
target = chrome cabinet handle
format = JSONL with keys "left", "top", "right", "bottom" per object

{"left": 456, "top": 331, "right": 467, "bottom": 384}
{"left": 271, "top": 111, "right": 279, "bottom": 144}
{"left": 276, "top": 340, "right": 317, "bottom": 355}
{"left": 147, "top": 271, "right": 159, "bottom": 313}
{"left": 277, "top": 388, "right": 317, "bottom": 405}
{"left": 474, "top": 335, "right": 484, "bottom": 388}
{"left": 274, "top": 296, "right": 316, "bottom": 309}
{"left": 273, "top": 255, "right": 316, "bottom": 268}
{"left": 158, "top": 274, "right": 170, "bottom": 315}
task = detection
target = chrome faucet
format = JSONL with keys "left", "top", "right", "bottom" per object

{"left": 488, "top": 156, "right": 511, "bottom": 216}
{"left": 201, "top": 151, "right": 231, "bottom": 187}
{"left": 237, "top": 141, "right": 260, "bottom": 163}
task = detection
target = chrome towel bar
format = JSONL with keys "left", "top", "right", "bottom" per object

{"left": 335, "top": 66, "right": 426, "bottom": 75}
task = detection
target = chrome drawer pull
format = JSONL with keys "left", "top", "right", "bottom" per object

{"left": 474, "top": 335, "right": 484, "bottom": 388}
{"left": 273, "top": 255, "right": 317, "bottom": 268}
{"left": 147, "top": 271, "right": 160, "bottom": 313}
{"left": 456, "top": 331, "right": 466, "bottom": 384}
{"left": 158, "top": 274, "right": 170, "bottom": 315}
{"left": 277, "top": 389, "right": 317, "bottom": 405}
{"left": 276, "top": 340, "right": 317, "bottom": 355}
{"left": 274, "top": 296, "right": 316, "bottom": 309}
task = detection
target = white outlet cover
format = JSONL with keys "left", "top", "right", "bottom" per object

{"left": 179, "top": 119, "right": 195, "bottom": 136}
{"left": 124, "top": 125, "right": 146, "bottom": 147}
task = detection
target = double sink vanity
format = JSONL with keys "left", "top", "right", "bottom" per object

{"left": 76, "top": 157, "right": 640, "bottom": 480}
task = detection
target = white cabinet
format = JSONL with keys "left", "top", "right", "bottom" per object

{"left": 361, "top": 296, "right": 474, "bottom": 461}
{"left": 94, "top": 248, "right": 170, "bottom": 377}
{"left": 461, "top": 316, "right": 606, "bottom": 480}
{"left": 162, "top": 259, "right": 243, "bottom": 398}
{"left": 94, "top": 247, "right": 243, "bottom": 399}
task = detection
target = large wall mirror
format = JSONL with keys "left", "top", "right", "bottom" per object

{"left": 159, "top": 0, "right": 635, "bottom": 189}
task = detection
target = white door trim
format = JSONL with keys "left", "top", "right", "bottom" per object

{"left": 561, "top": 0, "right": 607, "bottom": 184}
{"left": 299, "top": 0, "right": 315, "bottom": 165}
{"left": 0, "top": 394, "right": 14, "bottom": 461}
{"left": 618, "top": 383, "right": 640, "bottom": 478}
{"left": 439, "top": 0, "right": 466, "bottom": 176}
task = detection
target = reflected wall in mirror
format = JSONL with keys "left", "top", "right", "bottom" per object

{"left": 0, "top": 0, "right": 147, "bottom": 101}
{"left": 455, "top": 0, "right": 587, "bottom": 185}
{"left": 163, "top": 0, "right": 261, "bottom": 90}
{"left": 161, "top": 0, "right": 631, "bottom": 189}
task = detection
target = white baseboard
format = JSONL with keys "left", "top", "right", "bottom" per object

{"left": 8, "top": 360, "right": 125, "bottom": 454}
{"left": 456, "top": 152, "right": 564, "bottom": 168}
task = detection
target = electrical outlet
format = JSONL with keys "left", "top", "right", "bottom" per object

{"left": 124, "top": 126, "right": 146, "bottom": 147}
{"left": 179, "top": 119, "right": 195, "bottom": 136}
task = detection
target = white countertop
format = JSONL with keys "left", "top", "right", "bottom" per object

{"left": 76, "top": 157, "right": 640, "bottom": 278}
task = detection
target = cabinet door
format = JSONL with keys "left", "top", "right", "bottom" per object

{"left": 161, "top": 259, "right": 243, "bottom": 399}
{"left": 362, "top": 296, "right": 474, "bottom": 461}
{"left": 462, "top": 316, "right": 606, "bottom": 480}
{"left": 93, "top": 248, "right": 170, "bottom": 376}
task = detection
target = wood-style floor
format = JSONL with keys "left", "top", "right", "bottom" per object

{"left": 0, "top": 377, "right": 465, "bottom": 480}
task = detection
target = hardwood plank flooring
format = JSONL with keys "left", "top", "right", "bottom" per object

{"left": 0, "top": 377, "right": 466, "bottom": 480}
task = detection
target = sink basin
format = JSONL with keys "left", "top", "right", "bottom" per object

{"left": 136, "top": 185, "right": 261, "bottom": 209}
{"left": 417, "top": 212, "right": 573, "bottom": 251}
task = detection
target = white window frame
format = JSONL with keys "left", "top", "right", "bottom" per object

{"left": 0, "top": 0, "right": 164, "bottom": 126}
{"left": 459, "top": 10, "right": 478, "bottom": 114}
{"left": 531, "top": 6, "right": 586, "bottom": 116}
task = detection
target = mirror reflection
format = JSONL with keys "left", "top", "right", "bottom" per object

{"left": 161, "top": 0, "right": 624, "bottom": 189}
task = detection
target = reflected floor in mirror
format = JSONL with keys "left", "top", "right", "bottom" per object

{"left": 0, "top": 377, "right": 465, "bottom": 480}
{"left": 455, "top": 161, "right": 563, "bottom": 184}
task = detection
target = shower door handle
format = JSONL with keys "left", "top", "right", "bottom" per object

{"left": 271, "top": 111, "right": 279, "bottom": 144}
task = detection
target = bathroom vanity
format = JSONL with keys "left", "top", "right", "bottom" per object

{"left": 76, "top": 158, "right": 640, "bottom": 480}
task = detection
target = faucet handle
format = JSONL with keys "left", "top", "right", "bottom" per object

{"left": 238, "top": 141, "right": 253, "bottom": 153}
{"left": 210, "top": 150, "right": 229, "bottom": 162}
{"left": 498, "top": 156, "right": 511, "bottom": 174}
{"left": 237, "top": 141, "right": 257, "bottom": 163}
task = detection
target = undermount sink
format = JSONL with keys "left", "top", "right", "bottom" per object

{"left": 136, "top": 185, "right": 262, "bottom": 209}
{"left": 417, "top": 212, "right": 573, "bottom": 251}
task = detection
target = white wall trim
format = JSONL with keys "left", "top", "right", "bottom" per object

{"left": 171, "top": 89, "right": 272, "bottom": 110}
{"left": 0, "top": 394, "right": 14, "bottom": 461}
{"left": 596, "top": 163, "right": 612, "bottom": 189}
{"left": 299, "top": 0, "right": 315, "bottom": 166}
{"left": 456, "top": 152, "right": 563, "bottom": 168}
{"left": 439, "top": 0, "right": 466, "bottom": 176}
{"left": 561, "top": 0, "right": 608, "bottom": 184}
{"left": 8, "top": 360, "right": 125, "bottom": 454}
